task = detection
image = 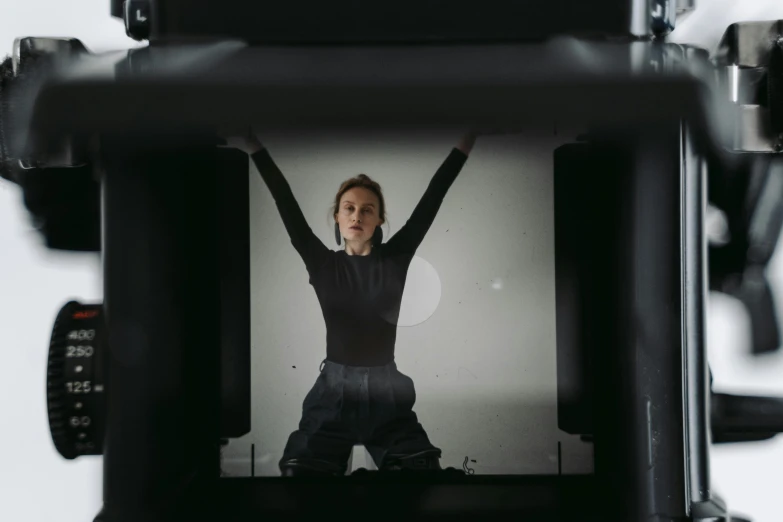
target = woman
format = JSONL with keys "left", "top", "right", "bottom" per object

{"left": 225, "top": 128, "right": 476, "bottom": 476}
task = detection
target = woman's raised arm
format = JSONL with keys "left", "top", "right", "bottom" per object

{"left": 220, "top": 127, "right": 330, "bottom": 278}
{"left": 384, "top": 133, "right": 475, "bottom": 255}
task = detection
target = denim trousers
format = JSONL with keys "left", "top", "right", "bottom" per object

{"left": 279, "top": 358, "right": 441, "bottom": 474}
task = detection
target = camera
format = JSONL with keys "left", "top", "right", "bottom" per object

{"left": 3, "top": 1, "right": 783, "bottom": 521}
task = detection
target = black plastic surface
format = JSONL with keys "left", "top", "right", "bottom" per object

{"left": 554, "top": 130, "right": 690, "bottom": 521}
{"left": 151, "top": 0, "right": 642, "bottom": 44}
{"left": 100, "top": 136, "right": 223, "bottom": 518}
{"left": 554, "top": 142, "right": 597, "bottom": 435}
{"left": 712, "top": 392, "right": 783, "bottom": 443}
{"left": 23, "top": 41, "right": 720, "bottom": 152}
{"left": 183, "top": 475, "right": 601, "bottom": 522}
{"left": 217, "top": 148, "right": 251, "bottom": 438}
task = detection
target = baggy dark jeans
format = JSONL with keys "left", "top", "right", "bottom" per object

{"left": 279, "top": 358, "right": 441, "bottom": 474}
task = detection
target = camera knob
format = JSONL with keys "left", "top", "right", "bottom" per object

{"left": 124, "top": 0, "right": 151, "bottom": 42}
{"left": 47, "top": 301, "right": 107, "bottom": 459}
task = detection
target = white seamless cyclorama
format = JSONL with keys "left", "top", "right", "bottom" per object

{"left": 221, "top": 126, "right": 593, "bottom": 477}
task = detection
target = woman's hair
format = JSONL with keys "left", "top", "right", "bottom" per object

{"left": 332, "top": 174, "right": 387, "bottom": 224}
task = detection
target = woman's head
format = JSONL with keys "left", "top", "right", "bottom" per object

{"left": 333, "top": 174, "right": 386, "bottom": 246}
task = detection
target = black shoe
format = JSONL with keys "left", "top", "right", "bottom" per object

{"left": 380, "top": 450, "right": 443, "bottom": 471}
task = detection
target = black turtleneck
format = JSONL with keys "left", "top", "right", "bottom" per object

{"left": 251, "top": 148, "right": 468, "bottom": 366}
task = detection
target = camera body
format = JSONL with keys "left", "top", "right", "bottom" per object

{"left": 2, "top": 1, "right": 783, "bottom": 521}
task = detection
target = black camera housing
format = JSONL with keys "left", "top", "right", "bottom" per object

{"left": 4, "top": 2, "right": 783, "bottom": 521}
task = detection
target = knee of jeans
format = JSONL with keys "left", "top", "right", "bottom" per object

{"left": 391, "top": 373, "right": 416, "bottom": 406}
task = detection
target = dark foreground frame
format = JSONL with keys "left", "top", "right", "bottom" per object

{"left": 24, "top": 42, "right": 722, "bottom": 521}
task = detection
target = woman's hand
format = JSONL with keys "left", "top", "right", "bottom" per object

{"left": 217, "top": 126, "right": 264, "bottom": 155}
{"left": 456, "top": 132, "right": 477, "bottom": 156}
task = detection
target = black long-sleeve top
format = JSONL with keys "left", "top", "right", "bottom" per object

{"left": 251, "top": 148, "right": 468, "bottom": 367}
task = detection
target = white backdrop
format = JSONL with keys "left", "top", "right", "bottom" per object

{"left": 2, "top": 0, "right": 783, "bottom": 520}
{"left": 224, "top": 128, "right": 591, "bottom": 477}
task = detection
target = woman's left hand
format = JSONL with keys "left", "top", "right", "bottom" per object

{"left": 217, "top": 126, "right": 264, "bottom": 155}
{"left": 457, "top": 132, "right": 477, "bottom": 155}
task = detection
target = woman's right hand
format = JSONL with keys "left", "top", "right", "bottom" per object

{"left": 217, "top": 126, "right": 264, "bottom": 155}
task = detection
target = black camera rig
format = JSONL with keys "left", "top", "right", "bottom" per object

{"left": 3, "top": 1, "right": 783, "bottom": 521}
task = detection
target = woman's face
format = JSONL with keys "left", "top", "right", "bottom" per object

{"left": 335, "top": 187, "right": 383, "bottom": 244}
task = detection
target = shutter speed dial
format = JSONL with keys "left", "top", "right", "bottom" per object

{"left": 47, "top": 301, "right": 107, "bottom": 459}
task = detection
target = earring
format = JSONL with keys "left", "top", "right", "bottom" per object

{"left": 372, "top": 226, "right": 383, "bottom": 247}
{"left": 335, "top": 222, "right": 341, "bottom": 246}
